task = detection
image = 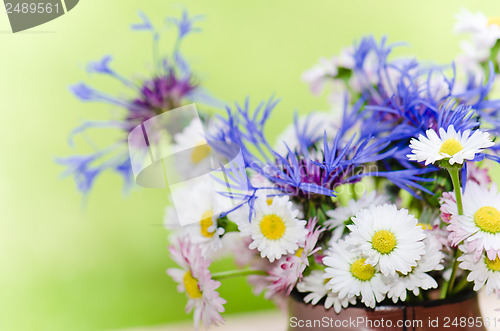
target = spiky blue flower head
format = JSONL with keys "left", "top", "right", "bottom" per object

{"left": 208, "top": 96, "right": 433, "bottom": 207}
{"left": 59, "top": 10, "right": 219, "bottom": 195}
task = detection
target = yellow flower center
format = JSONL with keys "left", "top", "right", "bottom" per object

{"left": 295, "top": 248, "right": 304, "bottom": 258}
{"left": 324, "top": 277, "right": 332, "bottom": 285}
{"left": 371, "top": 230, "right": 397, "bottom": 254}
{"left": 183, "top": 271, "right": 202, "bottom": 299}
{"left": 439, "top": 138, "right": 463, "bottom": 156}
{"left": 200, "top": 209, "right": 215, "bottom": 238}
{"left": 266, "top": 198, "right": 274, "bottom": 206}
{"left": 259, "top": 214, "right": 286, "bottom": 240}
{"left": 474, "top": 206, "right": 500, "bottom": 233}
{"left": 488, "top": 17, "right": 500, "bottom": 26}
{"left": 191, "top": 144, "right": 210, "bottom": 163}
{"left": 417, "top": 223, "right": 432, "bottom": 230}
{"left": 350, "top": 258, "right": 376, "bottom": 281}
{"left": 485, "top": 256, "right": 500, "bottom": 271}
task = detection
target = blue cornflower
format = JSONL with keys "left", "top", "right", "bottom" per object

{"left": 59, "top": 11, "right": 218, "bottom": 195}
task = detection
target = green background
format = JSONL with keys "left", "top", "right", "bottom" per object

{"left": 2, "top": 1, "right": 500, "bottom": 330}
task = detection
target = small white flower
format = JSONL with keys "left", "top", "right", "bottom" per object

{"left": 173, "top": 119, "right": 213, "bottom": 177}
{"left": 459, "top": 245, "right": 500, "bottom": 297}
{"left": 325, "top": 191, "right": 389, "bottom": 241}
{"left": 407, "top": 125, "right": 494, "bottom": 166}
{"left": 454, "top": 8, "right": 489, "bottom": 34}
{"left": 167, "top": 237, "right": 226, "bottom": 329}
{"left": 324, "top": 239, "right": 389, "bottom": 309}
{"left": 348, "top": 204, "right": 426, "bottom": 276}
{"left": 447, "top": 182, "right": 500, "bottom": 261}
{"left": 247, "top": 195, "right": 308, "bottom": 262}
{"left": 297, "top": 269, "right": 356, "bottom": 313}
{"left": 386, "top": 238, "right": 444, "bottom": 303}
{"left": 164, "top": 180, "right": 225, "bottom": 257}
{"left": 302, "top": 56, "right": 339, "bottom": 95}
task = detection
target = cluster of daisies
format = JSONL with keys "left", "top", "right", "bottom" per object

{"left": 62, "top": 9, "right": 500, "bottom": 330}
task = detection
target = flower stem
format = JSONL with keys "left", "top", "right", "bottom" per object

{"left": 452, "top": 273, "right": 470, "bottom": 295}
{"left": 441, "top": 167, "right": 464, "bottom": 298}
{"left": 212, "top": 269, "right": 267, "bottom": 281}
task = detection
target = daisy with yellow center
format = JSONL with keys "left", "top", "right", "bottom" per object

{"left": 448, "top": 182, "right": 500, "bottom": 262}
{"left": 386, "top": 238, "right": 444, "bottom": 303}
{"left": 459, "top": 245, "right": 500, "bottom": 296}
{"left": 297, "top": 269, "right": 357, "bottom": 312}
{"left": 348, "top": 204, "right": 426, "bottom": 276}
{"left": 166, "top": 237, "right": 227, "bottom": 330}
{"left": 164, "top": 180, "right": 226, "bottom": 258}
{"left": 324, "top": 240, "right": 389, "bottom": 309}
{"left": 172, "top": 118, "right": 214, "bottom": 178}
{"left": 407, "top": 125, "right": 493, "bottom": 166}
{"left": 248, "top": 195, "right": 308, "bottom": 262}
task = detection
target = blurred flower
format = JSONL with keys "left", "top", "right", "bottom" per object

{"left": 59, "top": 10, "right": 219, "bottom": 195}
{"left": 167, "top": 237, "right": 226, "bottom": 329}
{"left": 348, "top": 204, "right": 426, "bottom": 276}
{"left": 466, "top": 161, "right": 492, "bottom": 187}
{"left": 163, "top": 180, "right": 226, "bottom": 258}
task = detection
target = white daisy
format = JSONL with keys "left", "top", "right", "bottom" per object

{"left": 166, "top": 237, "right": 226, "bottom": 329}
{"left": 386, "top": 237, "right": 444, "bottom": 303}
{"left": 172, "top": 118, "right": 213, "bottom": 178}
{"left": 297, "top": 269, "right": 356, "bottom": 313}
{"left": 348, "top": 204, "right": 426, "bottom": 276}
{"left": 325, "top": 191, "right": 389, "bottom": 241}
{"left": 447, "top": 182, "right": 500, "bottom": 261}
{"left": 406, "top": 125, "right": 494, "bottom": 166}
{"left": 247, "top": 195, "right": 308, "bottom": 262}
{"left": 454, "top": 9, "right": 500, "bottom": 54}
{"left": 459, "top": 245, "right": 500, "bottom": 297}
{"left": 164, "top": 180, "right": 225, "bottom": 257}
{"left": 324, "top": 239, "right": 389, "bottom": 309}
{"left": 226, "top": 174, "right": 282, "bottom": 235}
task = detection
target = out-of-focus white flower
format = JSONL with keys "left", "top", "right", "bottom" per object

{"left": 163, "top": 180, "right": 225, "bottom": 257}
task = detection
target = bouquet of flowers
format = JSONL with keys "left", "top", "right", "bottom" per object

{"left": 61, "top": 9, "right": 500, "bottom": 330}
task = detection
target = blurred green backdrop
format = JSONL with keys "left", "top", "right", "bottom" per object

{"left": 2, "top": 1, "right": 500, "bottom": 330}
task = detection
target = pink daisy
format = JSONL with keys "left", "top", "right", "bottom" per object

{"left": 467, "top": 161, "right": 492, "bottom": 187}
{"left": 167, "top": 236, "right": 226, "bottom": 330}
{"left": 447, "top": 182, "right": 500, "bottom": 261}
{"left": 266, "top": 218, "right": 325, "bottom": 296}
